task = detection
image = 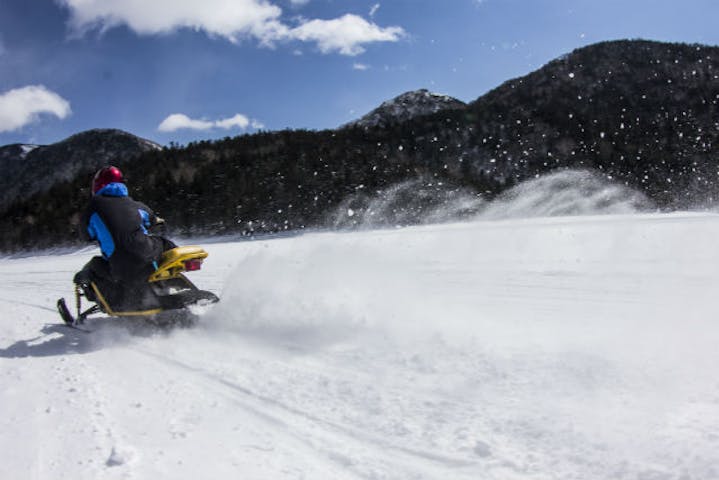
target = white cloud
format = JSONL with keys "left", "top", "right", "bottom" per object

{"left": 57, "top": 0, "right": 287, "bottom": 44}
{"left": 353, "top": 63, "right": 370, "bottom": 71}
{"left": 215, "top": 113, "right": 250, "bottom": 129}
{"left": 158, "top": 114, "right": 213, "bottom": 132}
{"left": 158, "top": 112, "right": 262, "bottom": 132}
{"left": 0, "top": 85, "right": 71, "bottom": 133}
{"left": 57, "top": 0, "right": 404, "bottom": 56}
{"left": 369, "top": 3, "right": 380, "bottom": 17}
{"left": 289, "top": 14, "right": 404, "bottom": 56}
{"left": 289, "top": 0, "right": 310, "bottom": 5}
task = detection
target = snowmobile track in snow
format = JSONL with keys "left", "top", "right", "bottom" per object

{"left": 130, "top": 345, "right": 481, "bottom": 477}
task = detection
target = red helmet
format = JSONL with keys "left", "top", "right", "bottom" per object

{"left": 92, "top": 166, "right": 124, "bottom": 194}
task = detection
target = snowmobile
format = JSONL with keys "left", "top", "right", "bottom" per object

{"left": 57, "top": 245, "right": 219, "bottom": 328}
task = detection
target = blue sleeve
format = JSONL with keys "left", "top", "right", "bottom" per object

{"left": 89, "top": 213, "right": 115, "bottom": 258}
{"left": 139, "top": 209, "right": 152, "bottom": 233}
{"left": 87, "top": 222, "right": 97, "bottom": 241}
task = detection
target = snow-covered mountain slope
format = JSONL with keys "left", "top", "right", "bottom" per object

{"left": 1, "top": 212, "right": 719, "bottom": 479}
{"left": 344, "top": 89, "right": 466, "bottom": 128}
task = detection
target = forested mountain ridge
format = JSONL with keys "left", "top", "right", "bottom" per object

{"left": 0, "top": 129, "right": 160, "bottom": 213}
{"left": 2, "top": 39, "right": 719, "bottom": 251}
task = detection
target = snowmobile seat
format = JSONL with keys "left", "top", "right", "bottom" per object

{"left": 148, "top": 246, "right": 208, "bottom": 282}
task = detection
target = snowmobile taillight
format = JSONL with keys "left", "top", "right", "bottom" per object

{"left": 184, "top": 259, "right": 203, "bottom": 271}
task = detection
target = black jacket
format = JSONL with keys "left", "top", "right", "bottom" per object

{"left": 80, "top": 183, "right": 164, "bottom": 281}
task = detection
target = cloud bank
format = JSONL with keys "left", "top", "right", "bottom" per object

{"left": 158, "top": 113, "right": 264, "bottom": 132}
{"left": 0, "top": 85, "right": 71, "bottom": 133}
{"left": 56, "top": 0, "right": 404, "bottom": 56}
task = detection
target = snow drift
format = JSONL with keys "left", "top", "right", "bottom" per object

{"left": 330, "top": 169, "right": 654, "bottom": 229}
{"left": 478, "top": 169, "right": 654, "bottom": 219}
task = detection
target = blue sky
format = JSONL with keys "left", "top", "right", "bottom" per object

{"left": 1, "top": 0, "right": 718, "bottom": 146}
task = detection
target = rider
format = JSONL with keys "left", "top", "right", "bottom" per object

{"left": 75, "top": 166, "right": 175, "bottom": 302}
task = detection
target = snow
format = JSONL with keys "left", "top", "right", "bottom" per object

{"left": 345, "top": 89, "right": 466, "bottom": 128}
{"left": 20, "top": 144, "right": 39, "bottom": 157}
{"left": 142, "top": 139, "right": 162, "bottom": 151}
{"left": 2, "top": 212, "right": 719, "bottom": 479}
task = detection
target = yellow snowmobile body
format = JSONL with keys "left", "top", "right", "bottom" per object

{"left": 58, "top": 246, "right": 219, "bottom": 326}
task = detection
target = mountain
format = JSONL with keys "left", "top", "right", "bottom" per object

{"left": 462, "top": 39, "right": 719, "bottom": 206}
{"left": 3, "top": 39, "right": 719, "bottom": 251}
{"left": 344, "top": 89, "right": 466, "bottom": 128}
{"left": 0, "top": 144, "right": 40, "bottom": 206}
{"left": 0, "top": 129, "right": 160, "bottom": 213}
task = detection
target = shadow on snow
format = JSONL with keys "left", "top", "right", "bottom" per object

{"left": 0, "top": 318, "right": 195, "bottom": 358}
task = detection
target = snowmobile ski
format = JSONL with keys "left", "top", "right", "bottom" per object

{"left": 57, "top": 298, "right": 75, "bottom": 326}
{"left": 56, "top": 298, "right": 92, "bottom": 332}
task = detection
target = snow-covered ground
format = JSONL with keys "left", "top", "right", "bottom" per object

{"left": 2, "top": 212, "right": 719, "bottom": 479}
